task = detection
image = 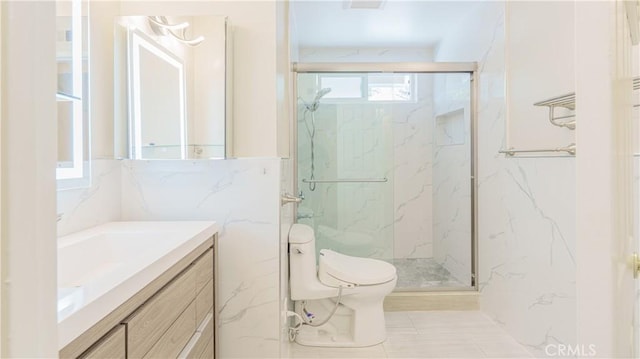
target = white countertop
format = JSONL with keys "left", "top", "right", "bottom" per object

{"left": 57, "top": 221, "right": 218, "bottom": 350}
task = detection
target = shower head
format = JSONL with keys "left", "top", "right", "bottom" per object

{"left": 305, "top": 88, "right": 332, "bottom": 112}
{"left": 313, "top": 88, "right": 332, "bottom": 102}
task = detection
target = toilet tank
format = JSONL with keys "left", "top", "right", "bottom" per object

{"left": 288, "top": 224, "right": 350, "bottom": 300}
{"left": 288, "top": 224, "right": 320, "bottom": 300}
{"left": 289, "top": 223, "right": 314, "bottom": 245}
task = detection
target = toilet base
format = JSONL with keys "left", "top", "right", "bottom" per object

{"left": 293, "top": 285, "right": 393, "bottom": 348}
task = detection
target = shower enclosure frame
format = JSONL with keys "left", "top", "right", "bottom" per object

{"left": 291, "top": 62, "right": 479, "bottom": 292}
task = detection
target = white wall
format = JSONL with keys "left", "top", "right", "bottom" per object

{"left": 576, "top": 1, "right": 635, "bottom": 356}
{"left": 277, "top": 1, "right": 292, "bottom": 158}
{"left": 436, "top": 2, "right": 576, "bottom": 357}
{"left": 0, "top": 3, "right": 3, "bottom": 352}
{"left": 1, "top": 2, "right": 58, "bottom": 357}
{"left": 506, "top": 2, "right": 575, "bottom": 151}
{"left": 300, "top": 47, "right": 433, "bottom": 63}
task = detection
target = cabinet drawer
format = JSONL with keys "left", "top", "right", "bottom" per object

{"left": 195, "top": 279, "right": 213, "bottom": 325}
{"left": 125, "top": 264, "right": 197, "bottom": 358}
{"left": 144, "top": 302, "right": 197, "bottom": 359}
{"left": 191, "top": 312, "right": 214, "bottom": 359}
{"left": 194, "top": 248, "right": 213, "bottom": 292}
{"left": 79, "top": 325, "right": 125, "bottom": 359}
{"left": 178, "top": 311, "right": 214, "bottom": 359}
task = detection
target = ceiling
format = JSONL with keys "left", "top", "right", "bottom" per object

{"left": 291, "top": 0, "right": 483, "bottom": 49}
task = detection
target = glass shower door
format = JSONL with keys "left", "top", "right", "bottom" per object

{"left": 296, "top": 72, "right": 395, "bottom": 261}
{"left": 295, "top": 71, "right": 474, "bottom": 291}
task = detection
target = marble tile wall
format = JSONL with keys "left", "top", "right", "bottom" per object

{"left": 56, "top": 159, "right": 122, "bottom": 237}
{"left": 334, "top": 103, "right": 394, "bottom": 259}
{"left": 435, "top": 2, "right": 576, "bottom": 357}
{"left": 119, "top": 158, "right": 283, "bottom": 358}
{"left": 392, "top": 76, "right": 435, "bottom": 260}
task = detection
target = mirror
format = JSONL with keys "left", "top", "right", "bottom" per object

{"left": 114, "top": 15, "right": 232, "bottom": 160}
{"left": 56, "top": 0, "right": 90, "bottom": 188}
{"left": 129, "top": 29, "right": 187, "bottom": 159}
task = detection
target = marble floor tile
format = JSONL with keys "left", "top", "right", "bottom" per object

{"left": 384, "top": 311, "right": 414, "bottom": 327}
{"left": 290, "top": 343, "right": 387, "bottom": 358}
{"left": 391, "top": 258, "right": 468, "bottom": 289}
{"left": 289, "top": 310, "right": 532, "bottom": 359}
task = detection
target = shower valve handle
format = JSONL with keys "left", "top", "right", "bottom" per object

{"left": 281, "top": 193, "right": 303, "bottom": 206}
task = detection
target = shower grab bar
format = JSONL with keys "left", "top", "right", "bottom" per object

{"left": 302, "top": 178, "right": 388, "bottom": 183}
{"left": 499, "top": 143, "right": 576, "bottom": 156}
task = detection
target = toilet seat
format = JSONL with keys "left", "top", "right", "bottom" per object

{"left": 318, "top": 249, "right": 396, "bottom": 287}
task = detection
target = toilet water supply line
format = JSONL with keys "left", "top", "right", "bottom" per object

{"left": 287, "top": 286, "right": 344, "bottom": 341}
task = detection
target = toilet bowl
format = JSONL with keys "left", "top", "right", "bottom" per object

{"left": 289, "top": 223, "right": 397, "bottom": 347}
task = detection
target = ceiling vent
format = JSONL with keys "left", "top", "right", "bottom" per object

{"left": 344, "top": 0, "right": 386, "bottom": 10}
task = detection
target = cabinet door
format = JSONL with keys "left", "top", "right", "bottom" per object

{"left": 195, "top": 279, "right": 214, "bottom": 325}
{"left": 194, "top": 249, "right": 213, "bottom": 292}
{"left": 200, "top": 337, "right": 214, "bottom": 359}
{"left": 144, "top": 302, "right": 197, "bottom": 358}
{"left": 79, "top": 325, "right": 125, "bottom": 359}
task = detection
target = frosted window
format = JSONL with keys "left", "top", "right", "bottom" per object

{"left": 320, "top": 77, "right": 363, "bottom": 99}
{"left": 368, "top": 74, "right": 413, "bottom": 101}
{"left": 318, "top": 74, "right": 415, "bottom": 102}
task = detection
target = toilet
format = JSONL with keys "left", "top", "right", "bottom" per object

{"left": 288, "top": 223, "right": 397, "bottom": 347}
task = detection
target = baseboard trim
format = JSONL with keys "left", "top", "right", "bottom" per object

{"left": 384, "top": 291, "right": 479, "bottom": 311}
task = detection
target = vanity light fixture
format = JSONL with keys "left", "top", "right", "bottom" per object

{"left": 147, "top": 16, "right": 205, "bottom": 46}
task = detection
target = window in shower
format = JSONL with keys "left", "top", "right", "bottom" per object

{"left": 368, "top": 74, "right": 415, "bottom": 102}
{"left": 317, "top": 73, "right": 417, "bottom": 102}
{"left": 320, "top": 75, "right": 363, "bottom": 99}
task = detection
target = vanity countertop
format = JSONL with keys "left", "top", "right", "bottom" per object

{"left": 57, "top": 221, "right": 218, "bottom": 350}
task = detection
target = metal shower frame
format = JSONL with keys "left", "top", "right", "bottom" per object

{"left": 291, "top": 62, "right": 479, "bottom": 292}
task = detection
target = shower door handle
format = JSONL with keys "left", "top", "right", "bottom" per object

{"left": 281, "top": 193, "right": 303, "bottom": 206}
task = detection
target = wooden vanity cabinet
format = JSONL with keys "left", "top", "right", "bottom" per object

{"left": 63, "top": 236, "right": 216, "bottom": 359}
{"left": 124, "top": 247, "right": 214, "bottom": 359}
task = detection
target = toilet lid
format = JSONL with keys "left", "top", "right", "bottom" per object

{"left": 318, "top": 249, "right": 396, "bottom": 286}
